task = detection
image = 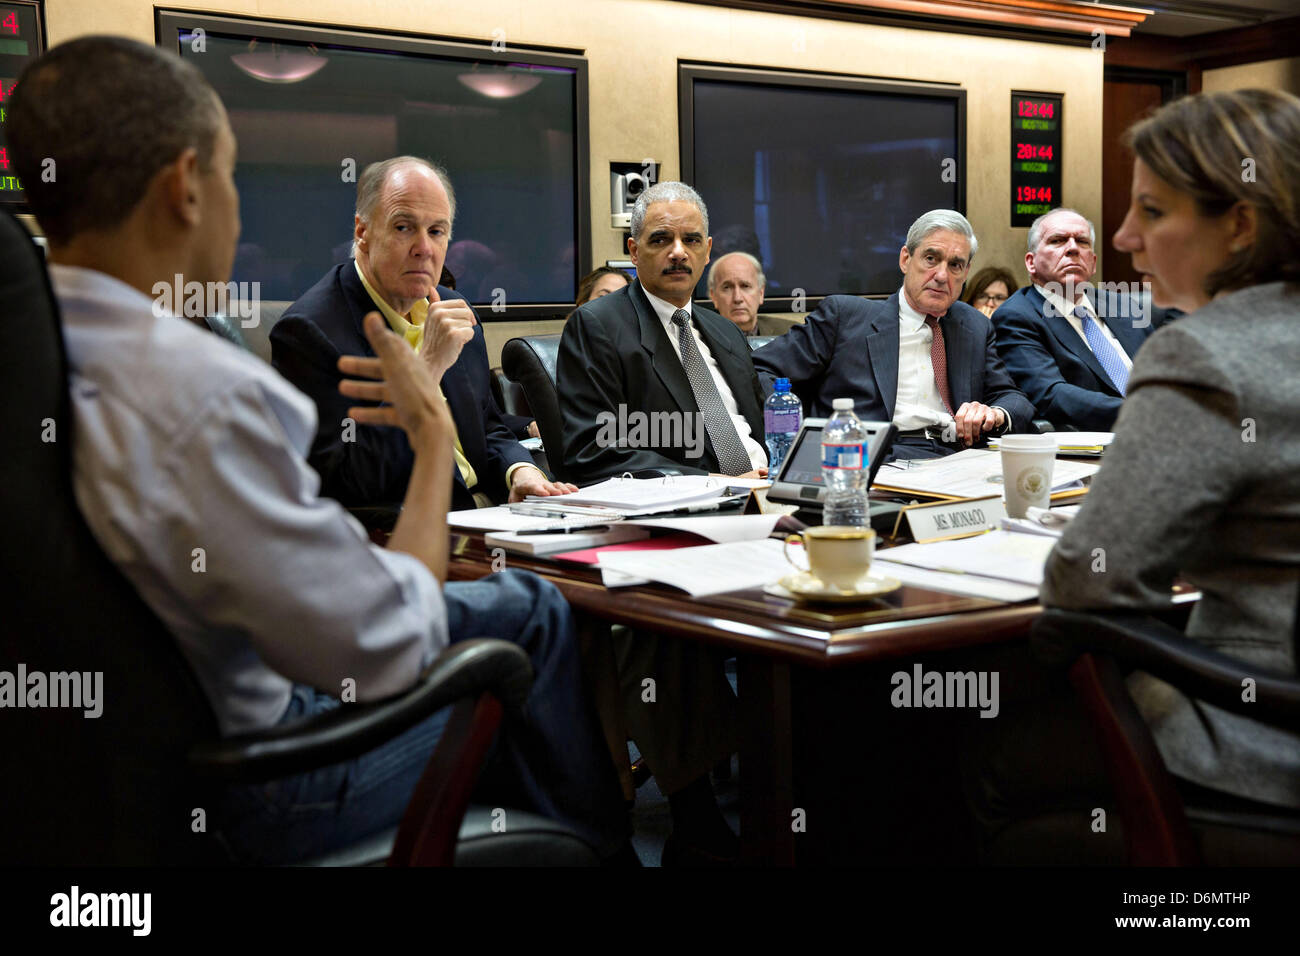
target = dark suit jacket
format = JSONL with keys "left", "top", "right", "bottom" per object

{"left": 750, "top": 293, "right": 1034, "bottom": 438}
{"left": 270, "top": 262, "right": 531, "bottom": 511}
{"left": 556, "top": 282, "right": 767, "bottom": 483}
{"left": 991, "top": 285, "right": 1153, "bottom": 431}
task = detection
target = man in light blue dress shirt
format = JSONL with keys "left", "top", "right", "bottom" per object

{"left": 6, "top": 36, "right": 628, "bottom": 863}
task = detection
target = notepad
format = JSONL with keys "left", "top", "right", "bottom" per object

{"left": 989, "top": 432, "right": 1114, "bottom": 456}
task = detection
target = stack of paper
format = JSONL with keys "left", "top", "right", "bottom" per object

{"left": 873, "top": 449, "right": 1098, "bottom": 500}
{"left": 872, "top": 529, "right": 1057, "bottom": 603}
{"left": 484, "top": 524, "right": 650, "bottom": 556}
{"left": 596, "top": 538, "right": 792, "bottom": 597}
{"left": 537, "top": 475, "right": 727, "bottom": 511}
{"left": 484, "top": 513, "right": 783, "bottom": 557}
{"left": 989, "top": 432, "right": 1114, "bottom": 456}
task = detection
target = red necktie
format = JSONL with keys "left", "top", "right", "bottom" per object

{"left": 924, "top": 315, "right": 954, "bottom": 415}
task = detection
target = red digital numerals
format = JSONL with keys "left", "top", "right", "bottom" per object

{"left": 1016, "top": 99, "right": 1054, "bottom": 119}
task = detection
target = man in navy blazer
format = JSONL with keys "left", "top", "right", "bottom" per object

{"left": 272, "top": 157, "right": 575, "bottom": 512}
{"left": 752, "top": 210, "right": 1035, "bottom": 460}
{"left": 991, "top": 208, "right": 1154, "bottom": 431}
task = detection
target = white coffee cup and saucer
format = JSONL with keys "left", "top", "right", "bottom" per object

{"left": 767, "top": 525, "right": 901, "bottom": 603}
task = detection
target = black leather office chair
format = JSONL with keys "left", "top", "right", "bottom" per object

{"left": 204, "top": 312, "right": 251, "bottom": 350}
{"left": 490, "top": 365, "right": 532, "bottom": 420}
{"left": 504, "top": 333, "right": 713, "bottom": 483}
{"left": 501, "top": 334, "right": 565, "bottom": 475}
{"left": 1029, "top": 605, "right": 1300, "bottom": 865}
{"left": 0, "top": 211, "right": 597, "bottom": 866}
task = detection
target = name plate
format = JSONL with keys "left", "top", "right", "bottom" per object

{"left": 897, "top": 495, "right": 1006, "bottom": 543}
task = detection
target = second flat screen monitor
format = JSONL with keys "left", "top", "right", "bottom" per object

{"left": 683, "top": 67, "right": 965, "bottom": 302}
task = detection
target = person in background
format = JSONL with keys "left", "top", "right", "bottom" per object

{"left": 572, "top": 265, "right": 630, "bottom": 313}
{"left": 435, "top": 262, "right": 538, "bottom": 441}
{"left": 751, "top": 209, "right": 1033, "bottom": 460}
{"left": 968, "top": 88, "right": 1300, "bottom": 862}
{"left": 272, "top": 157, "right": 575, "bottom": 511}
{"left": 558, "top": 182, "right": 765, "bottom": 865}
{"left": 707, "top": 251, "right": 785, "bottom": 337}
{"left": 991, "top": 208, "right": 1154, "bottom": 431}
{"left": 559, "top": 184, "right": 767, "bottom": 480}
{"left": 960, "top": 266, "right": 1017, "bottom": 317}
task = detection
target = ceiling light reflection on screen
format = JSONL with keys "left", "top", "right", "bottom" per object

{"left": 231, "top": 41, "right": 328, "bottom": 84}
{"left": 456, "top": 68, "right": 543, "bottom": 99}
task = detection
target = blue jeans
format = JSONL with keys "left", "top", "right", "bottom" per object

{"left": 212, "top": 570, "right": 628, "bottom": 863}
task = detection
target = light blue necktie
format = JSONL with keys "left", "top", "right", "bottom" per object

{"left": 1080, "top": 311, "right": 1129, "bottom": 396}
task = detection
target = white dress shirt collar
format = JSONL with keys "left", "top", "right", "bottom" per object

{"left": 637, "top": 283, "right": 766, "bottom": 471}
{"left": 897, "top": 286, "right": 931, "bottom": 331}
{"left": 1034, "top": 281, "right": 1132, "bottom": 367}
{"left": 1035, "top": 282, "right": 1096, "bottom": 320}
{"left": 639, "top": 281, "right": 692, "bottom": 328}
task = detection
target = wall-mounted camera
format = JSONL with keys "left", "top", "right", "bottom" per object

{"left": 610, "top": 160, "right": 658, "bottom": 229}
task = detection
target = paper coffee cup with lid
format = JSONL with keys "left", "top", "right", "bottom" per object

{"left": 999, "top": 434, "right": 1057, "bottom": 518}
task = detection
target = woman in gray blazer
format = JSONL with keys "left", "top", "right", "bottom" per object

{"left": 969, "top": 88, "right": 1300, "bottom": 861}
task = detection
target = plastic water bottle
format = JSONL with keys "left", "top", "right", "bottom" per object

{"left": 821, "top": 397, "right": 870, "bottom": 527}
{"left": 764, "top": 378, "right": 802, "bottom": 472}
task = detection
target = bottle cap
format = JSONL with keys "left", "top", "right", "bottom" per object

{"left": 832, "top": 398, "right": 854, "bottom": 410}
{"left": 774, "top": 378, "right": 791, "bottom": 393}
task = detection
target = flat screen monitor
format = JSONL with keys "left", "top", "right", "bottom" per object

{"left": 680, "top": 64, "right": 965, "bottom": 306}
{"left": 767, "top": 418, "right": 897, "bottom": 509}
{"left": 156, "top": 12, "right": 588, "bottom": 316}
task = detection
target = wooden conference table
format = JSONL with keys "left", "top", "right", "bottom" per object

{"left": 447, "top": 524, "right": 1044, "bottom": 865}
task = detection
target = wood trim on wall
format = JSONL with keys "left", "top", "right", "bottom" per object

{"left": 671, "top": 0, "right": 1151, "bottom": 42}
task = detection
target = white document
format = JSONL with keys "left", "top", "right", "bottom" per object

{"left": 600, "top": 567, "right": 651, "bottom": 588}
{"left": 537, "top": 475, "right": 726, "bottom": 511}
{"left": 485, "top": 524, "right": 651, "bottom": 556}
{"left": 1000, "top": 504, "right": 1083, "bottom": 538}
{"left": 872, "top": 562, "right": 1040, "bottom": 603}
{"left": 873, "top": 529, "right": 1058, "bottom": 587}
{"left": 625, "top": 513, "right": 781, "bottom": 543}
{"left": 448, "top": 506, "right": 564, "bottom": 532}
{"left": 873, "top": 448, "right": 1098, "bottom": 499}
{"left": 596, "top": 538, "right": 791, "bottom": 597}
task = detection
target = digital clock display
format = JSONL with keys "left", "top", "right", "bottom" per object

{"left": 0, "top": 1, "right": 45, "bottom": 206}
{"left": 1010, "top": 91, "right": 1062, "bottom": 227}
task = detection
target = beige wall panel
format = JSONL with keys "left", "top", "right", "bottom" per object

{"left": 1203, "top": 57, "right": 1300, "bottom": 96}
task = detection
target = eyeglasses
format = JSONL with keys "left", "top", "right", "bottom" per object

{"left": 975, "top": 293, "right": 1009, "bottom": 305}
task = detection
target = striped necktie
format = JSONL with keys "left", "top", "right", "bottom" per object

{"left": 1080, "top": 311, "right": 1129, "bottom": 395}
{"left": 671, "top": 309, "right": 752, "bottom": 475}
{"left": 924, "top": 315, "right": 954, "bottom": 415}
